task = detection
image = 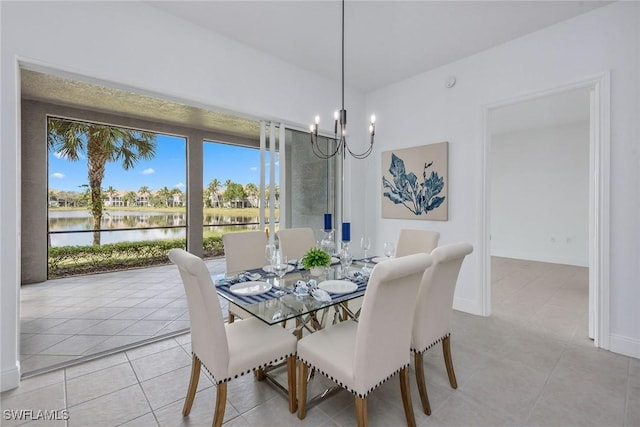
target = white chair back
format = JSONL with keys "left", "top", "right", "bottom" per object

{"left": 395, "top": 229, "right": 440, "bottom": 257}
{"left": 412, "top": 243, "right": 473, "bottom": 352}
{"left": 223, "top": 231, "right": 268, "bottom": 274}
{"left": 277, "top": 227, "right": 316, "bottom": 260}
{"left": 168, "top": 249, "right": 229, "bottom": 380}
{"left": 353, "top": 253, "right": 433, "bottom": 394}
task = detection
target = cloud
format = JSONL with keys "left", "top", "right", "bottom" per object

{"left": 250, "top": 166, "right": 258, "bottom": 172}
{"left": 53, "top": 151, "right": 65, "bottom": 159}
{"left": 51, "top": 172, "right": 65, "bottom": 179}
{"left": 174, "top": 182, "right": 185, "bottom": 189}
{"left": 141, "top": 168, "right": 155, "bottom": 175}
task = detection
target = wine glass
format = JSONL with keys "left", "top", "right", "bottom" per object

{"left": 272, "top": 253, "right": 289, "bottom": 287}
{"left": 383, "top": 242, "right": 395, "bottom": 259}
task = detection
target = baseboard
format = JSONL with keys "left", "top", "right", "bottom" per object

{"left": 453, "top": 296, "right": 483, "bottom": 316}
{"left": 1, "top": 362, "right": 21, "bottom": 392}
{"left": 609, "top": 333, "right": 640, "bottom": 359}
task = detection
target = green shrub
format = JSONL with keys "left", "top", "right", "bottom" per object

{"left": 48, "top": 236, "right": 225, "bottom": 278}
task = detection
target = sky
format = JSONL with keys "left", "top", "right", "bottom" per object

{"left": 48, "top": 134, "right": 279, "bottom": 193}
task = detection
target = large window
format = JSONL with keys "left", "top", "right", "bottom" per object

{"left": 202, "top": 141, "right": 279, "bottom": 244}
{"left": 47, "top": 117, "right": 186, "bottom": 276}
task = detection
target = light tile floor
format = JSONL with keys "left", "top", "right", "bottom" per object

{"left": 18, "top": 258, "right": 228, "bottom": 376}
{"left": 3, "top": 257, "right": 639, "bottom": 426}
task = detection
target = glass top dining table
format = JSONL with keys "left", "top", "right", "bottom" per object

{"left": 213, "top": 260, "right": 376, "bottom": 327}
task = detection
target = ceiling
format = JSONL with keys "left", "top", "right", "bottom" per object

{"left": 22, "top": 1, "right": 607, "bottom": 137}
{"left": 148, "top": 0, "right": 609, "bottom": 92}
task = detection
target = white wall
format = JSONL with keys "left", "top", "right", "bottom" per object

{"left": 0, "top": 1, "right": 365, "bottom": 391}
{"left": 365, "top": 2, "right": 639, "bottom": 356}
{"left": 491, "top": 123, "right": 589, "bottom": 266}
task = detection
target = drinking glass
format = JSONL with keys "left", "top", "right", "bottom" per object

{"left": 265, "top": 243, "right": 276, "bottom": 268}
{"left": 383, "top": 242, "right": 395, "bottom": 258}
{"left": 339, "top": 246, "right": 353, "bottom": 278}
{"left": 360, "top": 237, "right": 371, "bottom": 260}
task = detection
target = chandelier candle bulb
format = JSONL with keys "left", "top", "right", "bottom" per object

{"left": 342, "top": 222, "right": 351, "bottom": 242}
{"left": 324, "top": 213, "right": 332, "bottom": 231}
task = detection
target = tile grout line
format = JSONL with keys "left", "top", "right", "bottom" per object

{"left": 63, "top": 368, "right": 69, "bottom": 427}
{"left": 523, "top": 337, "right": 571, "bottom": 424}
{"left": 123, "top": 347, "right": 160, "bottom": 426}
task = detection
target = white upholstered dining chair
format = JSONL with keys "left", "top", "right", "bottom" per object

{"left": 168, "top": 249, "right": 297, "bottom": 427}
{"left": 395, "top": 229, "right": 440, "bottom": 257}
{"left": 411, "top": 242, "right": 473, "bottom": 415}
{"left": 277, "top": 227, "right": 316, "bottom": 261}
{"left": 222, "top": 231, "right": 268, "bottom": 323}
{"left": 296, "top": 253, "right": 434, "bottom": 427}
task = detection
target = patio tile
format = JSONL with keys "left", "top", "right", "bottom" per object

{"left": 20, "top": 354, "right": 81, "bottom": 374}
{"left": 20, "top": 318, "right": 68, "bottom": 333}
{"left": 0, "top": 382, "right": 66, "bottom": 427}
{"left": 39, "top": 335, "right": 111, "bottom": 356}
{"left": 40, "top": 319, "right": 102, "bottom": 334}
{"left": 118, "top": 320, "right": 174, "bottom": 336}
{"left": 132, "top": 298, "right": 176, "bottom": 309}
{"left": 109, "top": 307, "right": 158, "bottom": 320}
{"left": 20, "top": 334, "right": 72, "bottom": 355}
{"left": 79, "top": 319, "right": 137, "bottom": 335}
{"left": 83, "top": 335, "right": 149, "bottom": 354}
{"left": 102, "top": 297, "right": 149, "bottom": 308}
{"left": 154, "top": 320, "right": 190, "bottom": 336}
{"left": 144, "top": 307, "right": 188, "bottom": 321}
{"left": 74, "top": 306, "right": 126, "bottom": 320}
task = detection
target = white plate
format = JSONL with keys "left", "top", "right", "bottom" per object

{"left": 372, "top": 256, "right": 390, "bottom": 263}
{"left": 318, "top": 280, "right": 358, "bottom": 295}
{"left": 229, "top": 281, "right": 272, "bottom": 296}
{"left": 262, "top": 264, "right": 295, "bottom": 274}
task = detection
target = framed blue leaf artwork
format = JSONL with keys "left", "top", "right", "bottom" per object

{"left": 381, "top": 141, "right": 448, "bottom": 221}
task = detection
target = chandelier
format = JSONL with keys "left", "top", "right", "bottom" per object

{"left": 309, "top": 0, "right": 376, "bottom": 160}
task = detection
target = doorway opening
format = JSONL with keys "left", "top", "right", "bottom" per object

{"left": 483, "top": 75, "right": 610, "bottom": 349}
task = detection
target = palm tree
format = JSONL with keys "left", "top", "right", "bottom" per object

{"left": 124, "top": 191, "right": 137, "bottom": 207}
{"left": 47, "top": 118, "right": 156, "bottom": 245}
{"left": 207, "top": 178, "right": 221, "bottom": 207}
{"left": 245, "top": 183, "right": 259, "bottom": 207}
{"left": 157, "top": 186, "right": 172, "bottom": 207}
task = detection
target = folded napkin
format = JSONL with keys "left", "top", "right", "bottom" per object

{"left": 311, "top": 288, "right": 331, "bottom": 302}
{"left": 217, "top": 272, "right": 262, "bottom": 286}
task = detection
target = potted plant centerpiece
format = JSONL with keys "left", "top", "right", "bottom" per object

{"left": 302, "top": 247, "right": 331, "bottom": 277}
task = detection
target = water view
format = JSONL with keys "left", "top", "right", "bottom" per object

{"left": 48, "top": 210, "right": 261, "bottom": 246}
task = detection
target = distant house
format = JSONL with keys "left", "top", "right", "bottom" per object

{"left": 103, "top": 191, "right": 124, "bottom": 207}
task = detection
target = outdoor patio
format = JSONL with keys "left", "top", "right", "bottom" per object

{"left": 19, "top": 258, "right": 227, "bottom": 377}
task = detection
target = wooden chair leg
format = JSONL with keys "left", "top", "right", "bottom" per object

{"left": 414, "top": 352, "right": 432, "bottom": 415}
{"left": 182, "top": 355, "right": 201, "bottom": 416}
{"left": 287, "top": 355, "right": 297, "bottom": 413}
{"left": 213, "top": 382, "right": 227, "bottom": 427}
{"left": 400, "top": 367, "right": 417, "bottom": 427}
{"left": 228, "top": 312, "right": 235, "bottom": 323}
{"left": 255, "top": 368, "right": 265, "bottom": 381}
{"left": 442, "top": 335, "right": 458, "bottom": 389}
{"left": 297, "top": 362, "right": 308, "bottom": 419}
{"left": 355, "top": 396, "right": 368, "bottom": 427}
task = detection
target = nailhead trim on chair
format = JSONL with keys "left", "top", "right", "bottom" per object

{"left": 410, "top": 332, "right": 451, "bottom": 355}
{"left": 194, "top": 352, "right": 296, "bottom": 385}
{"left": 297, "top": 356, "right": 410, "bottom": 399}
